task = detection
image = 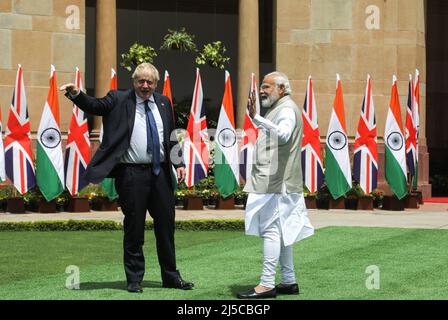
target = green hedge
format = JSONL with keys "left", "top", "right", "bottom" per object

{"left": 0, "top": 219, "right": 244, "bottom": 232}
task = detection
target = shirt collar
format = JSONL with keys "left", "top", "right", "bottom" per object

{"left": 135, "top": 93, "right": 155, "bottom": 105}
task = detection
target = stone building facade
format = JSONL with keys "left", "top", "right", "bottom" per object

{"left": 0, "top": 0, "right": 439, "bottom": 197}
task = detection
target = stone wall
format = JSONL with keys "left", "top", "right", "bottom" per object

{"left": 275, "top": 0, "right": 430, "bottom": 196}
{"left": 0, "top": 0, "right": 86, "bottom": 135}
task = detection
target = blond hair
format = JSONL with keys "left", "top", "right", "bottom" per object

{"left": 132, "top": 63, "right": 160, "bottom": 82}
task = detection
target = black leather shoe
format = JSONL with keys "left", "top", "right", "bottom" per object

{"left": 237, "top": 288, "right": 277, "bottom": 299}
{"left": 127, "top": 282, "right": 143, "bottom": 293}
{"left": 163, "top": 277, "right": 194, "bottom": 290}
{"left": 275, "top": 283, "right": 299, "bottom": 295}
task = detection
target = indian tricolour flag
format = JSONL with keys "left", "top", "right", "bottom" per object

{"left": 385, "top": 76, "right": 407, "bottom": 199}
{"left": 100, "top": 68, "right": 118, "bottom": 200}
{"left": 325, "top": 74, "right": 352, "bottom": 199}
{"left": 163, "top": 70, "right": 174, "bottom": 114}
{"left": 215, "top": 71, "right": 239, "bottom": 198}
{"left": 36, "top": 65, "right": 64, "bottom": 201}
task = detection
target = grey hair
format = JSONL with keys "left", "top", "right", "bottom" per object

{"left": 265, "top": 71, "right": 292, "bottom": 95}
{"left": 132, "top": 63, "right": 160, "bottom": 82}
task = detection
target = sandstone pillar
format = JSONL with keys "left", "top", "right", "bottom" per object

{"left": 94, "top": 0, "right": 117, "bottom": 135}
{"left": 237, "top": 0, "right": 259, "bottom": 128}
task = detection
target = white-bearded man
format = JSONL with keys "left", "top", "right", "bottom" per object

{"left": 237, "top": 72, "right": 314, "bottom": 299}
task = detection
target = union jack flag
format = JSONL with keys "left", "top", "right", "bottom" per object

{"left": 64, "top": 67, "right": 91, "bottom": 196}
{"left": 240, "top": 73, "right": 260, "bottom": 182}
{"left": 301, "top": 76, "right": 324, "bottom": 193}
{"left": 353, "top": 75, "right": 378, "bottom": 194}
{"left": 405, "top": 74, "right": 417, "bottom": 178}
{"left": 183, "top": 68, "right": 209, "bottom": 188}
{"left": 4, "top": 65, "right": 36, "bottom": 194}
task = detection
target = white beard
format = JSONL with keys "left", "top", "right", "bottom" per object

{"left": 261, "top": 90, "right": 280, "bottom": 108}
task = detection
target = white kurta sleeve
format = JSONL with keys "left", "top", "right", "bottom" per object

{"left": 252, "top": 108, "right": 297, "bottom": 144}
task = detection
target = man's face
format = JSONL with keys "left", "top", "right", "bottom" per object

{"left": 260, "top": 76, "right": 284, "bottom": 108}
{"left": 133, "top": 73, "right": 157, "bottom": 100}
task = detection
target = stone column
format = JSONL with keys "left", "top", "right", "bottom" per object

{"left": 94, "top": 0, "right": 117, "bottom": 135}
{"left": 237, "top": 0, "right": 259, "bottom": 128}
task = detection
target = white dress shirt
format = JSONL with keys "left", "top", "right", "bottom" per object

{"left": 120, "top": 94, "right": 165, "bottom": 164}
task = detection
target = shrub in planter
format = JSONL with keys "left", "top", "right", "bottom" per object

{"left": 175, "top": 190, "right": 186, "bottom": 207}
{"left": 316, "top": 185, "right": 330, "bottom": 210}
{"left": 304, "top": 188, "right": 318, "bottom": 209}
{"left": 0, "top": 184, "right": 15, "bottom": 212}
{"left": 183, "top": 188, "right": 203, "bottom": 210}
{"left": 371, "top": 189, "right": 385, "bottom": 208}
{"left": 234, "top": 190, "right": 248, "bottom": 206}
{"left": 55, "top": 191, "right": 70, "bottom": 212}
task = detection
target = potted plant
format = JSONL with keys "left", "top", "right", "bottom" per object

{"left": 355, "top": 186, "right": 374, "bottom": 210}
{"left": 200, "top": 188, "right": 210, "bottom": 206}
{"left": 0, "top": 184, "right": 12, "bottom": 212}
{"left": 215, "top": 193, "right": 235, "bottom": 210}
{"left": 183, "top": 188, "right": 203, "bottom": 210}
{"left": 195, "top": 41, "right": 230, "bottom": 70}
{"left": 24, "top": 188, "right": 57, "bottom": 213}
{"left": 120, "top": 42, "right": 158, "bottom": 72}
{"left": 316, "top": 184, "right": 330, "bottom": 210}
{"left": 2, "top": 185, "right": 26, "bottom": 214}
{"left": 175, "top": 189, "right": 186, "bottom": 207}
{"left": 86, "top": 184, "right": 119, "bottom": 211}
{"left": 55, "top": 191, "right": 70, "bottom": 212}
{"left": 208, "top": 190, "right": 219, "bottom": 207}
{"left": 67, "top": 185, "right": 92, "bottom": 213}
{"left": 304, "top": 187, "right": 317, "bottom": 209}
{"left": 371, "top": 189, "right": 385, "bottom": 209}
{"left": 234, "top": 187, "right": 248, "bottom": 207}
{"left": 160, "top": 27, "right": 197, "bottom": 52}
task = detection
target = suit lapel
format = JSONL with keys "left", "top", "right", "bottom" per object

{"left": 126, "top": 90, "right": 137, "bottom": 137}
{"left": 153, "top": 93, "right": 170, "bottom": 143}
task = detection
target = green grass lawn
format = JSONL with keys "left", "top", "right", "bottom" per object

{"left": 0, "top": 226, "right": 447, "bottom": 300}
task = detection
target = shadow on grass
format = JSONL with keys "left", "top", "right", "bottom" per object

{"left": 79, "top": 280, "right": 161, "bottom": 291}
{"left": 229, "top": 284, "right": 255, "bottom": 296}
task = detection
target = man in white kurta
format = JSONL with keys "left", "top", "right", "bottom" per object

{"left": 237, "top": 72, "right": 314, "bottom": 299}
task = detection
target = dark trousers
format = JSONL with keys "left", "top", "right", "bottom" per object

{"left": 114, "top": 164, "right": 180, "bottom": 284}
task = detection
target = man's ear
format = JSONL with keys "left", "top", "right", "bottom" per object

{"left": 278, "top": 84, "right": 286, "bottom": 96}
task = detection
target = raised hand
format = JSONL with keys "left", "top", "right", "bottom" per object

{"left": 247, "top": 93, "right": 256, "bottom": 119}
{"left": 60, "top": 83, "right": 80, "bottom": 96}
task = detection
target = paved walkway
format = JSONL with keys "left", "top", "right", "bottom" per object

{"left": 0, "top": 202, "right": 447, "bottom": 230}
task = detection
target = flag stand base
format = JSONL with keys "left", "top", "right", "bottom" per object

{"left": 404, "top": 194, "right": 420, "bottom": 209}
{"left": 183, "top": 196, "right": 203, "bottom": 210}
{"left": 381, "top": 196, "right": 405, "bottom": 211}
{"left": 92, "top": 197, "right": 119, "bottom": 211}
{"left": 7, "top": 198, "right": 26, "bottom": 214}
{"left": 215, "top": 196, "right": 235, "bottom": 210}
{"left": 67, "top": 197, "right": 91, "bottom": 212}
{"left": 38, "top": 200, "right": 57, "bottom": 213}
{"left": 329, "top": 197, "right": 345, "bottom": 209}
{"left": 357, "top": 196, "right": 374, "bottom": 210}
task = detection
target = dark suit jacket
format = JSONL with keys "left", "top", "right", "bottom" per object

{"left": 69, "top": 89, "right": 183, "bottom": 185}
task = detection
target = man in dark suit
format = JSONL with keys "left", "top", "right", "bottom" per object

{"left": 60, "top": 63, "right": 193, "bottom": 293}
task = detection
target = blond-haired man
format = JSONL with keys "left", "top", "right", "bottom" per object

{"left": 61, "top": 63, "right": 192, "bottom": 293}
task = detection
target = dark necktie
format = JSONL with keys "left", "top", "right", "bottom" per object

{"left": 144, "top": 100, "right": 161, "bottom": 175}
